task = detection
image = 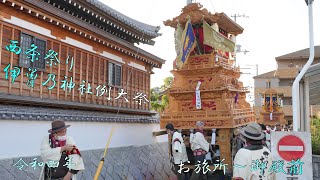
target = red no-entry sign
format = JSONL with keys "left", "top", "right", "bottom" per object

{"left": 272, "top": 132, "right": 312, "bottom": 179}
{"left": 277, "top": 135, "right": 305, "bottom": 161}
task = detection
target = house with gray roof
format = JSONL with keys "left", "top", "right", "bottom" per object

{"left": 254, "top": 46, "right": 320, "bottom": 124}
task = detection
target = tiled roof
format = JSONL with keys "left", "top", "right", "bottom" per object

{"left": 253, "top": 69, "right": 299, "bottom": 79}
{"left": 23, "top": 0, "right": 165, "bottom": 66}
{"left": 275, "top": 68, "right": 299, "bottom": 78}
{"left": 87, "top": 0, "right": 161, "bottom": 37}
{"left": 253, "top": 70, "right": 276, "bottom": 79}
{"left": 0, "top": 104, "right": 159, "bottom": 123}
{"left": 276, "top": 45, "right": 320, "bottom": 61}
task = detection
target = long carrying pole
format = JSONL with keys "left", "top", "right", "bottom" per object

{"left": 292, "top": 0, "right": 314, "bottom": 131}
{"left": 93, "top": 126, "right": 115, "bottom": 180}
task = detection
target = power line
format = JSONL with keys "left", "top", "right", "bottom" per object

{"left": 209, "top": 0, "right": 216, "bottom": 13}
{"left": 231, "top": 13, "right": 249, "bottom": 65}
{"left": 231, "top": 13, "right": 249, "bottom": 22}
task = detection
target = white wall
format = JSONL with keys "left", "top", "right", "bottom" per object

{"left": 254, "top": 78, "right": 279, "bottom": 89}
{"left": 0, "top": 121, "right": 168, "bottom": 160}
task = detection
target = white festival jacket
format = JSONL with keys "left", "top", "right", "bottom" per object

{"left": 171, "top": 131, "right": 188, "bottom": 164}
{"left": 190, "top": 132, "right": 210, "bottom": 153}
{"left": 38, "top": 135, "right": 85, "bottom": 180}
{"left": 233, "top": 146, "right": 274, "bottom": 180}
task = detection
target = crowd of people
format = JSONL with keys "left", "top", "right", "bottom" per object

{"left": 166, "top": 121, "right": 294, "bottom": 180}
{"left": 260, "top": 123, "right": 293, "bottom": 150}
{"left": 40, "top": 118, "right": 294, "bottom": 180}
{"left": 166, "top": 121, "right": 211, "bottom": 180}
{"left": 263, "top": 123, "right": 293, "bottom": 132}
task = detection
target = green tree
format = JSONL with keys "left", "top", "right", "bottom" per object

{"left": 160, "top": 76, "right": 173, "bottom": 91}
{"left": 311, "top": 117, "right": 320, "bottom": 155}
{"left": 150, "top": 76, "right": 173, "bottom": 112}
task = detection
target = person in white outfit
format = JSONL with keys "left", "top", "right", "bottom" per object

{"left": 233, "top": 122, "right": 274, "bottom": 180}
{"left": 39, "top": 120, "right": 85, "bottom": 180}
{"left": 190, "top": 121, "right": 209, "bottom": 180}
{"left": 166, "top": 123, "right": 189, "bottom": 180}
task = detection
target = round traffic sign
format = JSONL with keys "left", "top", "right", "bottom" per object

{"left": 277, "top": 135, "right": 305, "bottom": 161}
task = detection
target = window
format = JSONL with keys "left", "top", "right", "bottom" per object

{"left": 288, "top": 61, "right": 294, "bottom": 67}
{"left": 19, "top": 33, "right": 46, "bottom": 71}
{"left": 266, "top": 81, "right": 271, "bottom": 88}
{"left": 108, "top": 62, "right": 122, "bottom": 86}
{"left": 289, "top": 80, "right": 294, "bottom": 86}
{"left": 219, "top": 28, "right": 228, "bottom": 37}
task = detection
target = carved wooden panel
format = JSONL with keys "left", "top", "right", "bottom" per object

{"left": 202, "top": 101, "right": 217, "bottom": 110}
{"left": 181, "top": 102, "right": 194, "bottom": 111}
{"left": 259, "top": 112, "right": 286, "bottom": 125}
{"left": 161, "top": 24, "right": 254, "bottom": 130}
{"left": 233, "top": 115, "right": 255, "bottom": 126}
{"left": 160, "top": 119, "right": 233, "bottom": 129}
{"left": 188, "top": 54, "right": 211, "bottom": 64}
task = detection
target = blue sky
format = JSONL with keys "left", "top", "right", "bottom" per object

{"left": 101, "top": 0, "right": 320, "bottom": 88}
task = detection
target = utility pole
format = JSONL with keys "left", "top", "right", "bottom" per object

{"left": 231, "top": 13, "right": 249, "bottom": 23}
{"left": 245, "top": 64, "right": 258, "bottom": 76}
{"left": 230, "top": 13, "right": 249, "bottom": 65}
{"left": 186, "top": 0, "right": 193, "bottom": 5}
{"left": 236, "top": 45, "right": 250, "bottom": 55}
{"left": 240, "top": 64, "right": 258, "bottom": 108}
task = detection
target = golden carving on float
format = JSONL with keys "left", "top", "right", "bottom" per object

{"left": 163, "top": 3, "right": 243, "bottom": 35}
{"left": 258, "top": 88, "right": 286, "bottom": 125}
{"left": 160, "top": 3, "right": 251, "bottom": 170}
{"left": 163, "top": 3, "right": 219, "bottom": 28}
{"left": 188, "top": 54, "right": 212, "bottom": 64}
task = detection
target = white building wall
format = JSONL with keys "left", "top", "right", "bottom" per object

{"left": 282, "top": 97, "right": 292, "bottom": 105}
{"left": 0, "top": 10, "right": 162, "bottom": 161}
{"left": 254, "top": 78, "right": 279, "bottom": 89}
{"left": 0, "top": 121, "right": 167, "bottom": 160}
{"left": 279, "top": 79, "right": 294, "bottom": 86}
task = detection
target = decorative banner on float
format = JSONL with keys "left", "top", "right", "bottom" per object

{"left": 174, "top": 23, "right": 183, "bottom": 56}
{"left": 176, "top": 19, "right": 196, "bottom": 69}
{"left": 203, "top": 20, "right": 235, "bottom": 52}
{"left": 196, "top": 81, "right": 202, "bottom": 109}
{"left": 211, "top": 129, "right": 216, "bottom": 145}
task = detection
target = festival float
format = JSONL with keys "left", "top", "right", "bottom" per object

{"left": 155, "top": 3, "right": 256, "bottom": 172}
{"left": 258, "top": 88, "right": 286, "bottom": 126}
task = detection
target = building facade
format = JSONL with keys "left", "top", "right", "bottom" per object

{"left": 0, "top": 2, "right": 172, "bottom": 179}
{"left": 0, "top": 0, "right": 165, "bottom": 115}
{"left": 254, "top": 46, "right": 320, "bottom": 124}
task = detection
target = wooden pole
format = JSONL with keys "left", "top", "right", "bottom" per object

{"left": 93, "top": 126, "right": 115, "bottom": 180}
